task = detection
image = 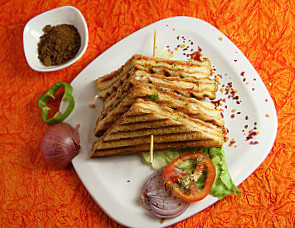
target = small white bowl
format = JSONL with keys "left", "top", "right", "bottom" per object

{"left": 23, "top": 6, "right": 88, "bottom": 72}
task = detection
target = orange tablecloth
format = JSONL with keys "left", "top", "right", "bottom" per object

{"left": 1, "top": 0, "right": 294, "bottom": 227}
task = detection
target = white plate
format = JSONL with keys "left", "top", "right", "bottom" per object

{"left": 66, "top": 17, "right": 278, "bottom": 228}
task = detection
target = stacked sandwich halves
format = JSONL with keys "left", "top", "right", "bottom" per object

{"left": 91, "top": 54, "right": 224, "bottom": 158}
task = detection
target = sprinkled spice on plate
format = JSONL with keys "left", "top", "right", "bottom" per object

{"left": 167, "top": 32, "right": 262, "bottom": 147}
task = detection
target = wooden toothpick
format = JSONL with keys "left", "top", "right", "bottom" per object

{"left": 153, "top": 29, "right": 157, "bottom": 57}
{"left": 150, "top": 135, "right": 154, "bottom": 164}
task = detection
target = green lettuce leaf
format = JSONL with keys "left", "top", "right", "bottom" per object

{"left": 142, "top": 146, "right": 241, "bottom": 200}
{"left": 207, "top": 147, "right": 242, "bottom": 199}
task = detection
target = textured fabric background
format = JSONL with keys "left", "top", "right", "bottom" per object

{"left": 0, "top": 0, "right": 294, "bottom": 227}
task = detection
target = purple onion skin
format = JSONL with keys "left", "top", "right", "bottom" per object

{"left": 40, "top": 123, "right": 80, "bottom": 169}
{"left": 141, "top": 168, "right": 190, "bottom": 219}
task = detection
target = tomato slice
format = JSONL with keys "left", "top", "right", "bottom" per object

{"left": 163, "top": 151, "right": 216, "bottom": 202}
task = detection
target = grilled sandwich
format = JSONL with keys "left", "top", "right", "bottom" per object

{"left": 91, "top": 99, "right": 223, "bottom": 157}
{"left": 91, "top": 54, "right": 223, "bottom": 158}
{"left": 95, "top": 54, "right": 213, "bottom": 100}
{"left": 95, "top": 82, "right": 223, "bottom": 136}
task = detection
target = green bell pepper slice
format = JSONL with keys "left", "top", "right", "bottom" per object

{"left": 37, "top": 81, "right": 75, "bottom": 125}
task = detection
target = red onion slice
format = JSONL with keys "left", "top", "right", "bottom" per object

{"left": 141, "top": 168, "right": 190, "bottom": 218}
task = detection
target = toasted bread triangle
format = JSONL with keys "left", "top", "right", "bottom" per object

{"left": 94, "top": 82, "right": 223, "bottom": 136}
{"left": 91, "top": 99, "right": 223, "bottom": 157}
{"left": 95, "top": 54, "right": 212, "bottom": 93}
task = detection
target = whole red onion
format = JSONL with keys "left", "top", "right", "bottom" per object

{"left": 40, "top": 123, "right": 80, "bottom": 169}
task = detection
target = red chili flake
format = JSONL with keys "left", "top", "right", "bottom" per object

{"left": 211, "top": 99, "right": 222, "bottom": 106}
{"left": 234, "top": 59, "right": 237, "bottom": 62}
{"left": 231, "top": 114, "right": 235, "bottom": 118}
{"left": 237, "top": 112, "right": 241, "bottom": 114}
{"left": 225, "top": 105, "right": 228, "bottom": 109}
{"left": 250, "top": 141, "right": 259, "bottom": 145}
{"left": 246, "top": 129, "right": 258, "bottom": 141}
{"left": 229, "top": 138, "right": 236, "bottom": 147}
{"left": 252, "top": 88, "right": 255, "bottom": 91}
{"left": 265, "top": 99, "right": 268, "bottom": 102}
{"left": 245, "top": 116, "right": 249, "bottom": 120}
{"left": 254, "top": 122, "right": 257, "bottom": 125}
{"left": 243, "top": 78, "right": 246, "bottom": 82}
{"left": 253, "top": 78, "right": 256, "bottom": 81}
{"left": 241, "top": 72, "right": 245, "bottom": 76}
{"left": 236, "top": 101, "right": 241, "bottom": 104}
{"left": 244, "top": 125, "right": 248, "bottom": 129}
{"left": 191, "top": 41, "right": 194, "bottom": 45}
{"left": 177, "top": 36, "right": 180, "bottom": 40}
{"left": 190, "top": 50, "right": 203, "bottom": 61}
{"left": 220, "top": 112, "right": 224, "bottom": 118}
